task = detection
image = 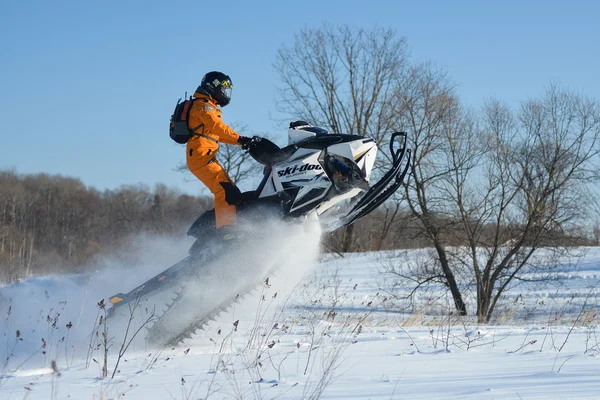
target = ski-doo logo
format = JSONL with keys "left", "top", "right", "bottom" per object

{"left": 277, "top": 163, "right": 322, "bottom": 177}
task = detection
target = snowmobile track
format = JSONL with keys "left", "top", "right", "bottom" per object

{"left": 145, "top": 274, "right": 274, "bottom": 348}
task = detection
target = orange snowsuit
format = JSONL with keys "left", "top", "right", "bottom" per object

{"left": 186, "top": 92, "right": 241, "bottom": 228}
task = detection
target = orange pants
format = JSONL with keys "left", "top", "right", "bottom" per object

{"left": 187, "top": 154, "right": 238, "bottom": 228}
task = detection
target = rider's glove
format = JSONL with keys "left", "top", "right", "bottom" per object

{"left": 238, "top": 136, "right": 262, "bottom": 149}
{"left": 238, "top": 136, "right": 253, "bottom": 146}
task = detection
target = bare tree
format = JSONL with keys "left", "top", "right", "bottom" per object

{"left": 390, "top": 83, "right": 600, "bottom": 321}
{"left": 466, "top": 85, "right": 600, "bottom": 322}
{"left": 274, "top": 23, "right": 409, "bottom": 250}
{"left": 394, "top": 62, "right": 470, "bottom": 315}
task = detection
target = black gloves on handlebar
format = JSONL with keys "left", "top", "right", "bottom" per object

{"left": 238, "top": 136, "right": 253, "bottom": 146}
{"left": 238, "top": 135, "right": 262, "bottom": 149}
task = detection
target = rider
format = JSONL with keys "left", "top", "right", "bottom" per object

{"left": 186, "top": 71, "right": 254, "bottom": 237}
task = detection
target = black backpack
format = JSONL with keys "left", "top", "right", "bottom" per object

{"left": 169, "top": 97, "right": 201, "bottom": 144}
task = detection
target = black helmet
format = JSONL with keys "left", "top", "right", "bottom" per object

{"left": 198, "top": 71, "right": 233, "bottom": 107}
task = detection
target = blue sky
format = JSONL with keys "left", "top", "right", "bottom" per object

{"left": 1, "top": 0, "right": 598, "bottom": 195}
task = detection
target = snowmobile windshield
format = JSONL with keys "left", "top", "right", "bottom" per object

{"left": 300, "top": 126, "right": 328, "bottom": 135}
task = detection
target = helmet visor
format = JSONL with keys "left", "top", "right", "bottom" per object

{"left": 222, "top": 86, "right": 232, "bottom": 101}
{"left": 221, "top": 80, "right": 233, "bottom": 103}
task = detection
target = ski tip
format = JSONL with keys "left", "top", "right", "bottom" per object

{"left": 109, "top": 294, "right": 126, "bottom": 305}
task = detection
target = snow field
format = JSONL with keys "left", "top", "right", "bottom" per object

{"left": 1, "top": 244, "right": 600, "bottom": 399}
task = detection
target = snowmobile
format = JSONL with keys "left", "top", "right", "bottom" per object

{"left": 106, "top": 124, "right": 411, "bottom": 345}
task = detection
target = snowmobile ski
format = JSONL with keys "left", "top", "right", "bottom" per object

{"left": 340, "top": 132, "right": 411, "bottom": 227}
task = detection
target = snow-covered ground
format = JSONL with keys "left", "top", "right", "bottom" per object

{"left": 1, "top": 239, "right": 600, "bottom": 399}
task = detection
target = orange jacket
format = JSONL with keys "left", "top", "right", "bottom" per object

{"left": 186, "top": 92, "right": 240, "bottom": 158}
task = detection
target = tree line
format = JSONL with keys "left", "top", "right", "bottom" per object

{"left": 0, "top": 170, "right": 210, "bottom": 284}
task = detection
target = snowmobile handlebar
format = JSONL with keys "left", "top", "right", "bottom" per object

{"left": 241, "top": 136, "right": 263, "bottom": 150}
{"left": 243, "top": 136, "right": 293, "bottom": 166}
